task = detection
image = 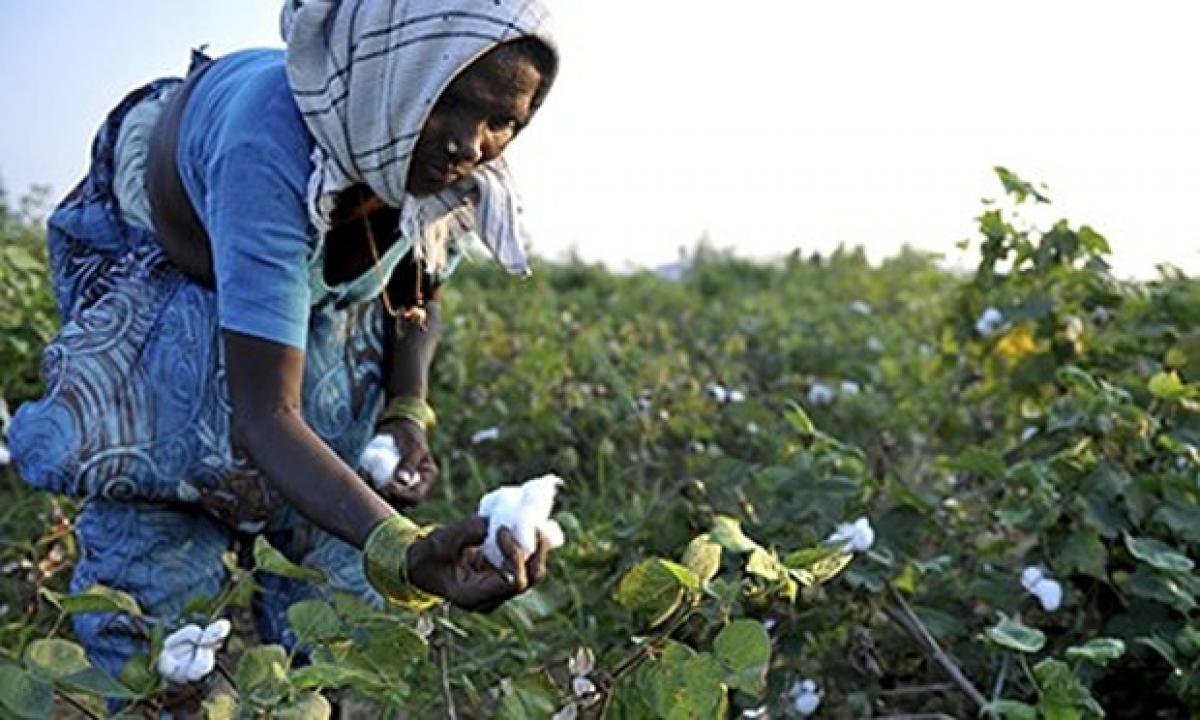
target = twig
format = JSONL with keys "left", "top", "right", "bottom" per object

{"left": 56, "top": 690, "right": 102, "bottom": 720}
{"left": 437, "top": 607, "right": 458, "bottom": 720}
{"left": 216, "top": 659, "right": 239, "bottom": 700}
{"left": 886, "top": 588, "right": 995, "bottom": 718}
{"left": 991, "top": 653, "right": 1011, "bottom": 701}
{"left": 878, "top": 682, "right": 955, "bottom": 698}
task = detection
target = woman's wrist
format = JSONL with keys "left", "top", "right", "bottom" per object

{"left": 378, "top": 395, "right": 437, "bottom": 432}
{"left": 362, "top": 514, "right": 441, "bottom": 610}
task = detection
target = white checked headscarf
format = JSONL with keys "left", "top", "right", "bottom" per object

{"left": 281, "top": 0, "right": 557, "bottom": 276}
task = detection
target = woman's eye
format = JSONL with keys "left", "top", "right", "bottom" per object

{"left": 487, "top": 117, "right": 519, "bottom": 133}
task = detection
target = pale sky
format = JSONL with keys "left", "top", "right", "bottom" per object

{"left": 2, "top": 1, "right": 1197, "bottom": 279}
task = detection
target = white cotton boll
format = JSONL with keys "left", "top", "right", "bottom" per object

{"left": 471, "top": 426, "right": 501, "bottom": 444}
{"left": 801, "top": 679, "right": 817, "bottom": 694}
{"left": 850, "top": 301, "right": 873, "bottom": 316}
{"left": 727, "top": 389, "right": 746, "bottom": 404}
{"left": 572, "top": 676, "right": 597, "bottom": 697}
{"left": 478, "top": 475, "right": 564, "bottom": 569}
{"left": 707, "top": 384, "right": 729, "bottom": 403}
{"left": 788, "top": 679, "right": 821, "bottom": 716}
{"left": 360, "top": 435, "right": 402, "bottom": 490}
{"left": 808, "top": 383, "right": 835, "bottom": 406}
{"left": 1033, "top": 578, "right": 1063, "bottom": 612}
{"left": 828, "top": 517, "right": 874, "bottom": 553}
{"left": 976, "top": 307, "right": 1004, "bottom": 337}
{"left": 0, "top": 444, "right": 10, "bottom": 466}
{"left": 741, "top": 707, "right": 768, "bottom": 719}
{"left": 200, "top": 618, "right": 231, "bottom": 647}
{"left": 163, "top": 624, "right": 203, "bottom": 651}
{"left": 1020, "top": 566, "right": 1045, "bottom": 593}
{"left": 867, "top": 336, "right": 885, "bottom": 353}
{"left": 184, "top": 648, "right": 217, "bottom": 683}
{"left": 157, "top": 647, "right": 187, "bottom": 683}
{"left": 840, "top": 381, "right": 861, "bottom": 396}
{"left": 1021, "top": 426, "right": 1039, "bottom": 443}
{"left": 540, "top": 518, "right": 566, "bottom": 550}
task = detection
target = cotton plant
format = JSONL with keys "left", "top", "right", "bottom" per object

{"left": 157, "top": 619, "right": 231, "bottom": 684}
{"left": 477, "top": 474, "right": 566, "bottom": 569}
{"left": 1021, "top": 566, "right": 1063, "bottom": 612}
{"left": 788, "top": 678, "right": 822, "bottom": 716}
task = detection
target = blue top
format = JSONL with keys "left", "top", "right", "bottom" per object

{"left": 178, "top": 48, "right": 423, "bottom": 350}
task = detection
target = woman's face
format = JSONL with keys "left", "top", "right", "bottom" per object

{"left": 406, "top": 45, "right": 545, "bottom": 197}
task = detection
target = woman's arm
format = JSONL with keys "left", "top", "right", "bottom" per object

{"left": 386, "top": 294, "right": 442, "bottom": 402}
{"left": 224, "top": 330, "right": 394, "bottom": 547}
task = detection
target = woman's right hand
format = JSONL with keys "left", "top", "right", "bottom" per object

{"left": 405, "top": 516, "right": 549, "bottom": 612}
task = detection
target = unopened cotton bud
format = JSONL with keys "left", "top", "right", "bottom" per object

{"left": 360, "top": 435, "right": 402, "bottom": 490}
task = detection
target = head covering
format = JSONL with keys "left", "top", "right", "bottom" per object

{"left": 281, "top": 0, "right": 557, "bottom": 276}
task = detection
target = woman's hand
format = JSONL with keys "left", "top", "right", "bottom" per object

{"left": 373, "top": 418, "right": 439, "bottom": 509}
{"left": 406, "top": 516, "right": 550, "bottom": 612}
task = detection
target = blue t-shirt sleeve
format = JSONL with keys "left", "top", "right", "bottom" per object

{"left": 204, "top": 142, "right": 314, "bottom": 350}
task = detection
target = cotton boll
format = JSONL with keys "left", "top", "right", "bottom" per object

{"left": 850, "top": 301, "right": 873, "bottom": 316}
{"left": 360, "top": 435, "right": 402, "bottom": 490}
{"left": 707, "top": 384, "right": 729, "bottom": 403}
{"left": 840, "top": 380, "right": 861, "bottom": 396}
{"left": 727, "top": 389, "right": 746, "bottom": 404}
{"left": 1020, "top": 566, "right": 1045, "bottom": 593}
{"left": 540, "top": 519, "right": 566, "bottom": 549}
{"left": 163, "top": 624, "right": 203, "bottom": 651}
{"left": 200, "top": 618, "right": 231, "bottom": 647}
{"left": 471, "top": 426, "right": 501, "bottom": 444}
{"left": 478, "top": 476, "right": 564, "bottom": 569}
{"left": 1033, "top": 578, "right": 1063, "bottom": 612}
{"left": 184, "top": 648, "right": 217, "bottom": 683}
{"left": 976, "top": 307, "right": 1004, "bottom": 336}
{"left": 788, "top": 679, "right": 821, "bottom": 716}
{"left": 828, "top": 517, "right": 875, "bottom": 553}
{"left": 0, "top": 444, "right": 10, "bottom": 466}
{"left": 808, "top": 383, "right": 835, "bottom": 406}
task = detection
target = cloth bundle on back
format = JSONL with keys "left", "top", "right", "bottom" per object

{"left": 283, "top": 0, "right": 557, "bottom": 276}
{"left": 5, "top": 0, "right": 560, "bottom": 703}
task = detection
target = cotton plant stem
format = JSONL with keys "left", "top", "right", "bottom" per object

{"left": 992, "top": 653, "right": 1011, "bottom": 701}
{"left": 878, "top": 682, "right": 956, "bottom": 698}
{"left": 438, "top": 606, "right": 458, "bottom": 720}
{"left": 885, "top": 588, "right": 995, "bottom": 718}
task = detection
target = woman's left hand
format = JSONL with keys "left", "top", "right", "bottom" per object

{"left": 374, "top": 418, "right": 439, "bottom": 509}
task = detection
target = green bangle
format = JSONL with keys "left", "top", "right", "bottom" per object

{"left": 378, "top": 396, "right": 437, "bottom": 432}
{"left": 362, "top": 515, "right": 441, "bottom": 611}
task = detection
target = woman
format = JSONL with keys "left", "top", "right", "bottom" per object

{"left": 7, "top": 0, "right": 559, "bottom": 695}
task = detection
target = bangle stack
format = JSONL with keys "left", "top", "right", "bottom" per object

{"left": 362, "top": 514, "right": 441, "bottom": 611}
{"left": 378, "top": 395, "right": 437, "bottom": 432}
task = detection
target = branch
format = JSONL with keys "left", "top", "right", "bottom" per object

{"left": 885, "top": 588, "right": 995, "bottom": 718}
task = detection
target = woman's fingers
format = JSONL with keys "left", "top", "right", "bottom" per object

{"left": 428, "top": 516, "right": 489, "bottom": 562}
{"left": 496, "top": 527, "right": 529, "bottom": 592}
{"left": 526, "top": 529, "right": 551, "bottom": 585}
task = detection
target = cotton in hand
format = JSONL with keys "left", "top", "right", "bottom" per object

{"left": 477, "top": 474, "right": 566, "bottom": 568}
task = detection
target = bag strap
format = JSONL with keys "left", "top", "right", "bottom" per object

{"left": 146, "top": 55, "right": 217, "bottom": 286}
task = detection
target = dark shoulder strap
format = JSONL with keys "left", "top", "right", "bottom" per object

{"left": 146, "top": 56, "right": 217, "bottom": 287}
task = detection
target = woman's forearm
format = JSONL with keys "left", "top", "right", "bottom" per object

{"left": 224, "top": 330, "right": 394, "bottom": 548}
{"left": 232, "top": 406, "right": 394, "bottom": 547}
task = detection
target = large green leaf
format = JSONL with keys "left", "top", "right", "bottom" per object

{"left": 0, "top": 665, "right": 54, "bottom": 720}
{"left": 681, "top": 534, "right": 722, "bottom": 584}
{"left": 287, "top": 600, "right": 343, "bottom": 645}
{"left": 24, "top": 638, "right": 91, "bottom": 680}
{"left": 1065, "top": 638, "right": 1126, "bottom": 666}
{"left": 58, "top": 667, "right": 142, "bottom": 700}
{"left": 253, "top": 536, "right": 328, "bottom": 583}
{"left": 980, "top": 699, "right": 1038, "bottom": 720}
{"left": 42, "top": 584, "right": 143, "bottom": 618}
{"left": 713, "top": 619, "right": 771, "bottom": 696}
{"left": 275, "top": 691, "right": 333, "bottom": 720}
{"left": 986, "top": 617, "right": 1046, "bottom": 653}
{"left": 1124, "top": 534, "right": 1195, "bottom": 573}
{"left": 615, "top": 559, "right": 692, "bottom": 627}
{"left": 709, "top": 516, "right": 760, "bottom": 554}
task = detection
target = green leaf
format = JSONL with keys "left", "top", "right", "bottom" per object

{"left": 1065, "top": 638, "right": 1126, "bottom": 666}
{"left": 43, "top": 584, "right": 143, "bottom": 618}
{"left": 58, "top": 667, "right": 142, "bottom": 700}
{"left": 710, "top": 516, "right": 760, "bottom": 554}
{"left": 681, "top": 534, "right": 722, "bottom": 584}
{"left": 944, "top": 448, "right": 1006, "bottom": 480}
{"left": 253, "top": 536, "right": 328, "bottom": 583}
{"left": 118, "top": 654, "right": 158, "bottom": 695}
{"left": 204, "top": 693, "right": 238, "bottom": 720}
{"left": 746, "top": 548, "right": 786, "bottom": 582}
{"left": 290, "top": 663, "right": 379, "bottom": 693}
{"left": 1124, "top": 534, "right": 1195, "bottom": 573}
{"left": 1057, "top": 529, "right": 1108, "bottom": 581}
{"left": 1033, "top": 658, "right": 1104, "bottom": 720}
{"left": 0, "top": 665, "right": 54, "bottom": 720}
{"left": 980, "top": 699, "right": 1038, "bottom": 720}
{"left": 24, "top": 639, "right": 91, "bottom": 680}
{"left": 713, "top": 619, "right": 771, "bottom": 696}
{"left": 784, "top": 401, "right": 815, "bottom": 435}
{"left": 986, "top": 616, "right": 1046, "bottom": 653}
{"left": 346, "top": 621, "right": 427, "bottom": 683}
{"left": 275, "top": 691, "right": 333, "bottom": 720}
{"left": 495, "top": 673, "right": 560, "bottom": 720}
{"left": 287, "top": 600, "right": 343, "bottom": 645}
{"left": 1121, "top": 567, "right": 1196, "bottom": 613}
{"left": 1148, "top": 371, "right": 1186, "bottom": 400}
{"left": 615, "top": 559, "right": 689, "bottom": 627}
{"left": 235, "top": 644, "right": 290, "bottom": 698}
